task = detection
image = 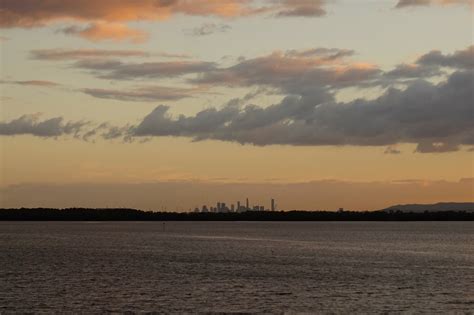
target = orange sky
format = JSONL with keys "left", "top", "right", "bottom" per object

{"left": 0, "top": 0, "right": 473, "bottom": 210}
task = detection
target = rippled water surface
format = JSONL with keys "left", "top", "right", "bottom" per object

{"left": 0, "top": 222, "right": 473, "bottom": 313}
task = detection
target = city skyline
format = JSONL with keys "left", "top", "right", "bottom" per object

{"left": 192, "top": 198, "right": 276, "bottom": 213}
{"left": 1, "top": 0, "right": 473, "bottom": 210}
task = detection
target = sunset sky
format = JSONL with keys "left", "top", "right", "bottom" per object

{"left": 0, "top": 0, "right": 473, "bottom": 210}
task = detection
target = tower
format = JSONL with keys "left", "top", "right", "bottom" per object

{"left": 246, "top": 198, "right": 249, "bottom": 210}
{"left": 271, "top": 198, "right": 275, "bottom": 212}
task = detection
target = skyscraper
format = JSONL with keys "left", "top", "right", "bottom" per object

{"left": 271, "top": 199, "right": 275, "bottom": 212}
{"left": 246, "top": 198, "right": 249, "bottom": 210}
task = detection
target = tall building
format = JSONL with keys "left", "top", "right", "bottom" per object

{"left": 246, "top": 198, "right": 249, "bottom": 210}
{"left": 271, "top": 199, "right": 275, "bottom": 212}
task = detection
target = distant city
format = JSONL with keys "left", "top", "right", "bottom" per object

{"left": 192, "top": 198, "right": 277, "bottom": 213}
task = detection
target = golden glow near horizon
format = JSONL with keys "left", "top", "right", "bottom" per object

{"left": 0, "top": 0, "right": 473, "bottom": 210}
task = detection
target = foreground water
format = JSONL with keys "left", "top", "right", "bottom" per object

{"left": 0, "top": 222, "right": 473, "bottom": 313}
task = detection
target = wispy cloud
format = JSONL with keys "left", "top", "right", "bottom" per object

{"left": 81, "top": 85, "right": 202, "bottom": 102}
{"left": 0, "top": 0, "right": 331, "bottom": 42}
{"left": 185, "top": 23, "right": 232, "bottom": 36}
{"left": 30, "top": 48, "right": 191, "bottom": 60}
{"left": 58, "top": 22, "right": 149, "bottom": 43}
{"left": 395, "top": 0, "right": 473, "bottom": 8}
{"left": 0, "top": 79, "right": 61, "bottom": 87}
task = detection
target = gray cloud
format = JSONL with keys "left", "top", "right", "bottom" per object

{"left": 275, "top": 0, "right": 327, "bottom": 17}
{"left": 384, "top": 63, "right": 441, "bottom": 79}
{"left": 61, "top": 47, "right": 374, "bottom": 91}
{"left": 31, "top": 48, "right": 192, "bottom": 60}
{"left": 381, "top": 46, "right": 472, "bottom": 83}
{"left": 285, "top": 48, "right": 355, "bottom": 59}
{"left": 128, "top": 70, "right": 473, "bottom": 151}
{"left": 3, "top": 46, "right": 472, "bottom": 154}
{"left": 0, "top": 114, "right": 88, "bottom": 137}
{"left": 417, "top": 45, "right": 474, "bottom": 70}
{"left": 190, "top": 49, "right": 380, "bottom": 95}
{"left": 73, "top": 59, "right": 217, "bottom": 80}
{"left": 0, "top": 79, "right": 60, "bottom": 87}
{"left": 186, "top": 23, "right": 231, "bottom": 36}
{"left": 81, "top": 85, "right": 199, "bottom": 102}
{"left": 395, "top": 0, "right": 472, "bottom": 8}
{"left": 30, "top": 49, "right": 150, "bottom": 60}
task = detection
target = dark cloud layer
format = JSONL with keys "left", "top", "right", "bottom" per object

{"left": 2, "top": 46, "right": 473, "bottom": 153}
{"left": 129, "top": 70, "right": 473, "bottom": 152}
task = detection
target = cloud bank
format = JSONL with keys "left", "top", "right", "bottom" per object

{"left": 3, "top": 46, "right": 473, "bottom": 153}
{"left": 129, "top": 70, "right": 473, "bottom": 151}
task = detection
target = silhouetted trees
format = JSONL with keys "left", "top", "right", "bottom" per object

{"left": 0, "top": 208, "right": 473, "bottom": 221}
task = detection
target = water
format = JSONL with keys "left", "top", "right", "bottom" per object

{"left": 0, "top": 222, "right": 473, "bottom": 313}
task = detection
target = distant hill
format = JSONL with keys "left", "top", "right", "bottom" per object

{"left": 382, "top": 202, "right": 474, "bottom": 213}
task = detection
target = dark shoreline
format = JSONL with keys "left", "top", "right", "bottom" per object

{"left": 1, "top": 208, "right": 473, "bottom": 221}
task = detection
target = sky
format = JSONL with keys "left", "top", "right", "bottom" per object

{"left": 0, "top": 0, "right": 473, "bottom": 211}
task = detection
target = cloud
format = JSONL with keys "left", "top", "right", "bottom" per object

{"left": 127, "top": 70, "right": 473, "bottom": 152}
{"left": 384, "top": 63, "right": 441, "bottom": 79}
{"left": 191, "top": 48, "right": 380, "bottom": 94}
{"left": 58, "top": 22, "right": 148, "bottom": 43}
{"left": 185, "top": 23, "right": 232, "bottom": 36}
{"left": 0, "top": 0, "right": 252, "bottom": 28}
{"left": 30, "top": 48, "right": 191, "bottom": 61}
{"left": 395, "top": 0, "right": 473, "bottom": 8}
{"left": 73, "top": 59, "right": 217, "bottom": 80}
{"left": 0, "top": 0, "right": 329, "bottom": 42}
{"left": 417, "top": 45, "right": 474, "bottom": 70}
{"left": 0, "top": 0, "right": 257, "bottom": 42}
{"left": 3, "top": 46, "right": 472, "bottom": 154}
{"left": 81, "top": 85, "right": 200, "bottom": 102}
{"left": 0, "top": 114, "right": 88, "bottom": 137}
{"left": 381, "top": 45, "right": 473, "bottom": 83}
{"left": 275, "top": 0, "right": 327, "bottom": 17}
{"left": 30, "top": 49, "right": 150, "bottom": 60}
{"left": 62, "top": 47, "right": 374, "bottom": 89}
{"left": 2, "top": 70, "right": 472, "bottom": 152}
{"left": 0, "top": 0, "right": 329, "bottom": 28}
{"left": 0, "top": 80, "right": 60, "bottom": 87}
{"left": 384, "top": 146, "right": 402, "bottom": 154}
